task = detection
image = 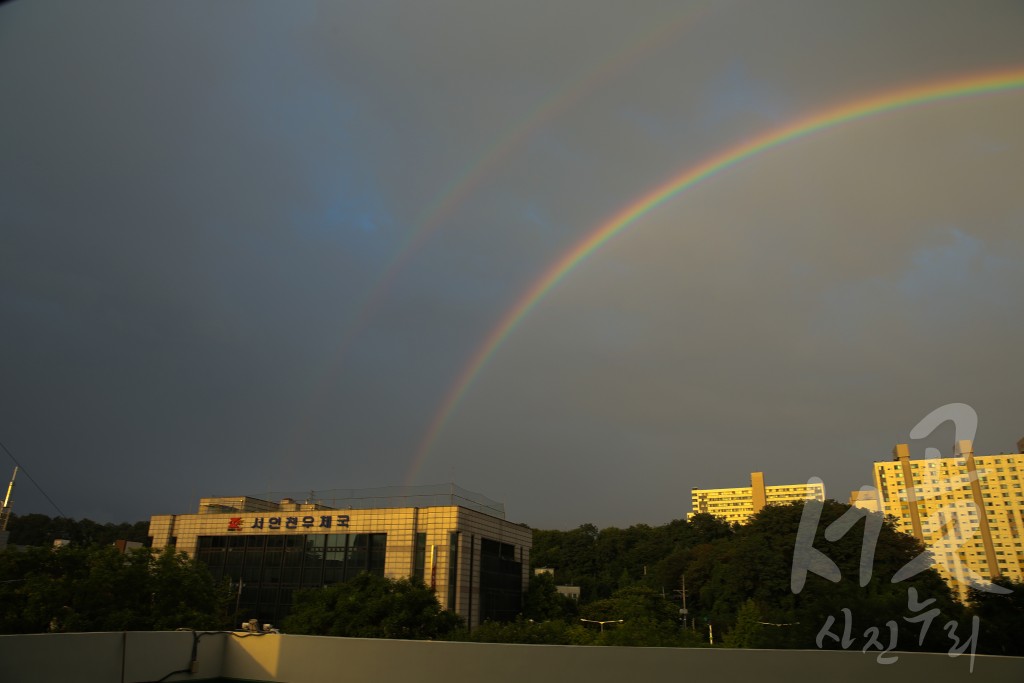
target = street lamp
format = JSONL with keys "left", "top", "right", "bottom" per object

{"left": 580, "top": 618, "right": 624, "bottom": 633}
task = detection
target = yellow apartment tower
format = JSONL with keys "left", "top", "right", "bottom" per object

{"left": 689, "top": 472, "right": 826, "bottom": 524}
{"left": 853, "top": 438, "right": 1024, "bottom": 597}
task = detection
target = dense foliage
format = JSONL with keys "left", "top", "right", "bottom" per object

{"left": 967, "top": 577, "right": 1024, "bottom": 656}
{"left": 0, "top": 544, "right": 233, "bottom": 633}
{"left": 526, "top": 502, "right": 1015, "bottom": 652}
{"left": 5, "top": 512, "right": 150, "bottom": 547}
{"left": 1, "top": 505, "right": 1019, "bottom": 654}
{"left": 283, "top": 573, "right": 463, "bottom": 639}
{"left": 531, "top": 514, "right": 732, "bottom": 602}
{"left": 522, "top": 571, "right": 578, "bottom": 621}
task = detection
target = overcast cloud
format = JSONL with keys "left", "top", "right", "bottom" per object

{"left": 1, "top": 1, "right": 1022, "bottom": 528}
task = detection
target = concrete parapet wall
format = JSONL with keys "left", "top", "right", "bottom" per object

{"left": 226, "top": 634, "right": 1024, "bottom": 682}
{"left": 2, "top": 631, "right": 1023, "bottom": 682}
{"left": 0, "top": 630, "right": 224, "bottom": 683}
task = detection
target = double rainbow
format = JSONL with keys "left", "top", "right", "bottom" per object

{"left": 408, "top": 66, "right": 1024, "bottom": 483}
{"left": 286, "top": 4, "right": 713, "bottom": 462}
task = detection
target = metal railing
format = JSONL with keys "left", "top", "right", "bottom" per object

{"left": 244, "top": 483, "right": 506, "bottom": 519}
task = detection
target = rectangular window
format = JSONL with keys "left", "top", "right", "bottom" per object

{"left": 413, "top": 532, "right": 427, "bottom": 583}
{"left": 196, "top": 531, "right": 387, "bottom": 625}
{"left": 448, "top": 532, "right": 460, "bottom": 611}
{"left": 479, "top": 538, "right": 523, "bottom": 623}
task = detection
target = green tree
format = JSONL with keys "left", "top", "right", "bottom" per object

{"left": 593, "top": 616, "right": 682, "bottom": 647}
{"left": 148, "top": 545, "right": 233, "bottom": 630}
{"left": 583, "top": 584, "right": 678, "bottom": 623}
{"left": 0, "top": 545, "right": 231, "bottom": 633}
{"left": 456, "top": 617, "right": 594, "bottom": 645}
{"left": 580, "top": 585, "right": 688, "bottom": 647}
{"left": 528, "top": 502, "right": 965, "bottom": 652}
{"left": 7, "top": 513, "right": 151, "bottom": 547}
{"left": 968, "top": 577, "right": 1024, "bottom": 656}
{"left": 283, "top": 573, "right": 462, "bottom": 639}
{"left": 723, "top": 599, "right": 764, "bottom": 647}
{"left": 522, "top": 572, "right": 577, "bottom": 621}
{"left": 691, "top": 501, "right": 961, "bottom": 651}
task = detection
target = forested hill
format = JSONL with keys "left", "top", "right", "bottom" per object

{"left": 530, "top": 512, "right": 734, "bottom": 604}
{"left": 5, "top": 513, "right": 150, "bottom": 547}
{"left": 526, "top": 501, "right": 1015, "bottom": 652}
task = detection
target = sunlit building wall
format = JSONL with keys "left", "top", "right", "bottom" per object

{"left": 149, "top": 486, "right": 531, "bottom": 630}
{"left": 863, "top": 438, "right": 1024, "bottom": 598}
{"left": 688, "top": 472, "right": 826, "bottom": 524}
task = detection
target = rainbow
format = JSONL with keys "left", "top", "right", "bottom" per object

{"left": 407, "top": 66, "right": 1024, "bottom": 483}
{"left": 326, "top": 2, "right": 713, "bottom": 345}
{"left": 285, "top": 4, "right": 713, "bottom": 462}
{"left": 391, "top": 3, "right": 713, "bottom": 264}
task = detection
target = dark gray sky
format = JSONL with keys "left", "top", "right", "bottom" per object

{"left": 2, "top": 1, "right": 1022, "bottom": 529}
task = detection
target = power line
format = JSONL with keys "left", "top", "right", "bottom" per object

{"left": 0, "top": 437, "right": 67, "bottom": 518}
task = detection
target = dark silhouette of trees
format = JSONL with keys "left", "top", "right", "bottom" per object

{"left": 526, "top": 502, "right": 970, "bottom": 651}
{"left": 0, "top": 545, "right": 231, "bottom": 633}
{"left": 6, "top": 512, "right": 150, "bottom": 547}
{"left": 283, "top": 574, "right": 462, "bottom": 639}
{"left": 968, "top": 577, "right": 1024, "bottom": 656}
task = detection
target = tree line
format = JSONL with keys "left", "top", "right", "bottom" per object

{"left": 500, "top": 501, "right": 1022, "bottom": 654}
{"left": 1, "top": 503, "right": 1020, "bottom": 655}
{"left": 5, "top": 512, "right": 150, "bottom": 548}
{"left": 0, "top": 544, "right": 232, "bottom": 633}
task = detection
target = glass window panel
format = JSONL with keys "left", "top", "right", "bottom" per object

{"left": 199, "top": 549, "right": 224, "bottom": 567}
{"left": 412, "top": 533, "right": 426, "bottom": 582}
{"left": 242, "top": 558, "right": 262, "bottom": 583}
{"left": 447, "top": 532, "right": 460, "bottom": 610}
{"left": 368, "top": 534, "right": 386, "bottom": 575}
{"left": 283, "top": 537, "right": 304, "bottom": 566}
{"left": 347, "top": 537, "right": 368, "bottom": 577}
{"left": 259, "top": 586, "right": 279, "bottom": 606}
{"left": 304, "top": 536, "right": 326, "bottom": 567}
{"left": 301, "top": 566, "right": 323, "bottom": 587}
{"left": 240, "top": 584, "right": 259, "bottom": 604}
{"left": 262, "top": 562, "right": 282, "bottom": 585}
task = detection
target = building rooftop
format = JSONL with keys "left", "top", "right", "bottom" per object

{"left": 195, "top": 483, "right": 506, "bottom": 519}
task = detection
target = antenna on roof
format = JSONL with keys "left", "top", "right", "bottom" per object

{"left": 0, "top": 466, "right": 17, "bottom": 531}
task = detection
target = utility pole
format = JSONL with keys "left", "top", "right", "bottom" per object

{"left": 674, "top": 573, "right": 689, "bottom": 630}
{"left": 0, "top": 467, "right": 18, "bottom": 532}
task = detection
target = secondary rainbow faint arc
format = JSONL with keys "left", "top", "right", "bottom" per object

{"left": 317, "top": 2, "right": 713, "bottom": 356}
{"left": 408, "top": 66, "right": 1024, "bottom": 483}
{"left": 285, "top": 4, "right": 712, "bottom": 466}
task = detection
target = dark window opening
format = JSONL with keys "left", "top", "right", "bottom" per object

{"left": 479, "top": 538, "right": 522, "bottom": 623}
{"left": 196, "top": 532, "right": 387, "bottom": 624}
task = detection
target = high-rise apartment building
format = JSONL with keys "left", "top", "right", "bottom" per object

{"left": 689, "top": 472, "right": 826, "bottom": 524}
{"left": 856, "top": 438, "right": 1024, "bottom": 597}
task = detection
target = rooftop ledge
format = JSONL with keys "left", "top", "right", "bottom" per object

{"left": 1, "top": 631, "right": 1022, "bottom": 683}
